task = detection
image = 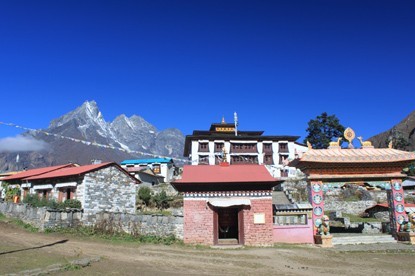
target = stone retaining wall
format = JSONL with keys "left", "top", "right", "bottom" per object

{"left": 0, "top": 201, "right": 183, "bottom": 239}
{"left": 0, "top": 201, "right": 82, "bottom": 230}
{"left": 325, "top": 200, "right": 377, "bottom": 215}
{"left": 88, "top": 212, "right": 183, "bottom": 239}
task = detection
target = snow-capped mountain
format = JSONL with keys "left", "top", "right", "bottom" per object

{"left": 0, "top": 101, "right": 185, "bottom": 171}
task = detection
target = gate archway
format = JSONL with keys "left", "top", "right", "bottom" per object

{"left": 291, "top": 128, "right": 415, "bottom": 241}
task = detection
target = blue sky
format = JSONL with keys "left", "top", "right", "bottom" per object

{"left": 0, "top": 0, "right": 414, "bottom": 145}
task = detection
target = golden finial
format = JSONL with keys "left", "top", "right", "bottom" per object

{"left": 344, "top": 127, "right": 355, "bottom": 144}
{"left": 307, "top": 140, "right": 312, "bottom": 149}
{"left": 388, "top": 140, "right": 393, "bottom": 149}
{"left": 221, "top": 116, "right": 226, "bottom": 124}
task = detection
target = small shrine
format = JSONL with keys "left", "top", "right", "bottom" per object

{"left": 291, "top": 127, "right": 415, "bottom": 245}
{"left": 172, "top": 163, "right": 278, "bottom": 246}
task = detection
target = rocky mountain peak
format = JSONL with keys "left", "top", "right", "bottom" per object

{"left": 0, "top": 101, "right": 185, "bottom": 171}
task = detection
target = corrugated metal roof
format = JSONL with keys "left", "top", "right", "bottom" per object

{"left": 175, "top": 165, "right": 276, "bottom": 183}
{"left": 121, "top": 158, "right": 173, "bottom": 165}
{"left": 24, "top": 162, "right": 114, "bottom": 180}
{"left": 3, "top": 164, "right": 76, "bottom": 181}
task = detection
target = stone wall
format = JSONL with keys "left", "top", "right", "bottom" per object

{"left": 325, "top": 200, "right": 377, "bottom": 215}
{"left": 0, "top": 201, "right": 183, "bottom": 239}
{"left": 0, "top": 201, "right": 82, "bottom": 230}
{"left": 88, "top": 212, "right": 183, "bottom": 239}
{"left": 80, "top": 166, "right": 136, "bottom": 216}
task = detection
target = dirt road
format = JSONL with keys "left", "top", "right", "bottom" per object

{"left": 1, "top": 220, "right": 415, "bottom": 275}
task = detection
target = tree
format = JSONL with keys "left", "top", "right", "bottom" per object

{"left": 385, "top": 127, "right": 410, "bottom": 150}
{"left": 304, "top": 112, "right": 345, "bottom": 149}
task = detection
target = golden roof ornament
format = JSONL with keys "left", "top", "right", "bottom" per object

{"left": 388, "top": 140, "right": 393, "bottom": 149}
{"left": 357, "top": 136, "right": 373, "bottom": 148}
{"left": 344, "top": 127, "right": 355, "bottom": 144}
{"left": 307, "top": 140, "right": 312, "bottom": 149}
{"left": 328, "top": 137, "right": 342, "bottom": 148}
{"left": 221, "top": 116, "right": 226, "bottom": 124}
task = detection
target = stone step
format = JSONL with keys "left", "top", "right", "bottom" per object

{"left": 332, "top": 235, "right": 396, "bottom": 245}
{"left": 217, "top": 238, "right": 239, "bottom": 245}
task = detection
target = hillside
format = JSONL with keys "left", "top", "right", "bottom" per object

{"left": 369, "top": 109, "right": 415, "bottom": 151}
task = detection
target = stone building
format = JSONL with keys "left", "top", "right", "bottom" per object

{"left": 183, "top": 118, "right": 307, "bottom": 178}
{"left": 3, "top": 162, "right": 140, "bottom": 217}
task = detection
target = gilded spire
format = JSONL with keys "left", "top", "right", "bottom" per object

{"left": 221, "top": 116, "right": 226, "bottom": 124}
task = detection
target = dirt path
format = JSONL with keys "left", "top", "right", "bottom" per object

{"left": 1, "top": 220, "right": 415, "bottom": 275}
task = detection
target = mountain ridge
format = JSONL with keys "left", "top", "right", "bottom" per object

{"left": 0, "top": 101, "right": 185, "bottom": 172}
{"left": 369, "top": 109, "right": 415, "bottom": 151}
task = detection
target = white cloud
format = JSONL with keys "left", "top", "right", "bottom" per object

{"left": 0, "top": 135, "right": 48, "bottom": 152}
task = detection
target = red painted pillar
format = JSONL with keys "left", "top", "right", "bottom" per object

{"left": 309, "top": 181, "right": 324, "bottom": 235}
{"left": 387, "top": 179, "right": 407, "bottom": 237}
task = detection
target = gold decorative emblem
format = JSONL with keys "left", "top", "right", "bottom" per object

{"left": 329, "top": 137, "right": 342, "bottom": 147}
{"left": 344, "top": 127, "right": 355, "bottom": 144}
{"left": 216, "top": 127, "right": 235, "bottom": 132}
{"left": 357, "top": 136, "right": 373, "bottom": 147}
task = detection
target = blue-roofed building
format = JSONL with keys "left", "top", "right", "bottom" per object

{"left": 120, "top": 158, "right": 176, "bottom": 183}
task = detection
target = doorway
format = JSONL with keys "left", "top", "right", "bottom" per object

{"left": 217, "top": 208, "right": 239, "bottom": 244}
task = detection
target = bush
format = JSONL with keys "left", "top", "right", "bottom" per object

{"left": 23, "top": 195, "right": 81, "bottom": 209}
{"left": 62, "top": 199, "right": 82, "bottom": 209}
{"left": 153, "top": 190, "right": 171, "bottom": 210}
{"left": 5, "top": 186, "right": 20, "bottom": 201}
{"left": 138, "top": 187, "right": 152, "bottom": 207}
{"left": 22, "top": 194, "right": 48, "bottom": 207}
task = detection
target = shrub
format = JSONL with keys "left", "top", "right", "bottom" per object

{"left": 138, "top": 186, "right": 152, "bottom": 206}
{"left": 5, "top": 186, "right": 20, "bottom": 201}
{"left": 62, "top": 199, "right": 82, "bottom": 209}
{"left": 169, "top": 194, "right": 183, "bottom": 208}
{"left": 153, "top": 190, "right": 171, "bottom": 210}
{"left": 23, "top": 195, "right": 81, "bottom": 209}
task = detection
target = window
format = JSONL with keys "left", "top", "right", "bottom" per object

{"left": 58, "top": 188, "right": 74, "bottom": 202}
{"left": 231, "top": 143, "right": 257, "bottom": 153}
{"left": 231, "top": 155, "right": 258, "bottom": 164}
{"left": 214, "top": 143, "right": 224, "bottom": 152}
{"left": 273, "top": 214, "right": 307, "bottom": 225}
{"left": 38, "top": 189, "right": 50, "bottom": 200}
{"left": 198, "top": 155, "right": 209, "bottom": 165}
{"left": 279, "top": 143, "right": 288, "bottom": 153}
{"left": 263, "top": 143, "right": 272, "bottom": 153}
{"left": 199, "top": 143, "right": 209, "bottom": 152}
{"left": 264, "top": 154, "right": 273, "bottom": 165}
{"left": 153, "top": 164, "right": 161, "bottom": 174}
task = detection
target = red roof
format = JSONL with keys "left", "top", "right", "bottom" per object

{"left": 4, "top": 162, "right": 139, "bottom": 183}
{"left": 25, "top": 162, "right": 120, "bottom": 180}
{"left": 176, "top": 165, "right": 276, "bottom": 183}
{"left": 3, "top": 164, "right": 76, "bottom": 181}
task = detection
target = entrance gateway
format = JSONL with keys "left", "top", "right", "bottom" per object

{"left": 290, "top": 127, "right": 415, "bottom": 241}
{"left": 172, "top": 163, "right": 278, "bottom": 246}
